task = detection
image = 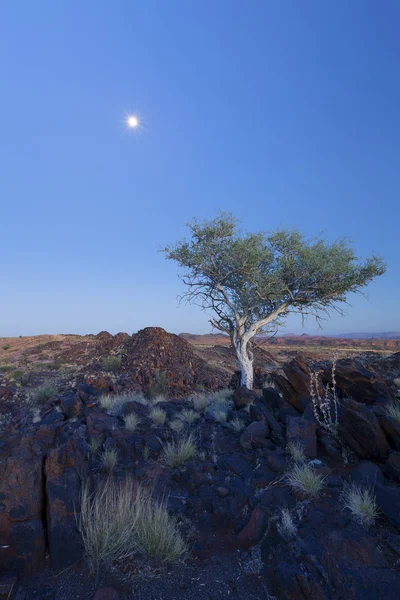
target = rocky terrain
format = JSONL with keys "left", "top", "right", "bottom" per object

{"left": 1, "top": 328, "right": 400, "bottom": 599}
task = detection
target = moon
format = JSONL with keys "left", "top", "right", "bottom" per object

{"left": 126, "top": 115, "right": 139, "bottom": 129}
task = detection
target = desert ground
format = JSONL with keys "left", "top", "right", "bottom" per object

{"left": 1, "top": 328, "right": 400, "bottom": 599}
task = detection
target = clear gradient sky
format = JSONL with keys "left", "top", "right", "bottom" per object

{"left": 1, "top": 1, "right": 399, "bottom": 337}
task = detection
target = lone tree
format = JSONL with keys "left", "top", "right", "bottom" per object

{"left": 164, "top": 213, "right": 386, "bottom": 389}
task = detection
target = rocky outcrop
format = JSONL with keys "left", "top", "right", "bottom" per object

{"left": 120, "top": 327, "right": 231, "bottom": 397}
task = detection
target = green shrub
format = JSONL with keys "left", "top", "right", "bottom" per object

{"left": 2, "top": 345, "right": 10, "bottom": 351}
{"left": 148, "top": 371, "right": 167, "bottom": 399}
{"left": 32, "top": 382, "right": 57, "bottom": 402}
{"left": 101, "top": 356, "right": 122, "bottom": 372}
{"left": 0, "top": 365, "right": 14, "bottom": 372}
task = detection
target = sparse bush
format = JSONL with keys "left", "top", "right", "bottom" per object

{"left": 385, "top": 402, "right": 400, "bottom": 423}
{"left": 286, "top": 463, "right": 325, "bottom": 497}
{"left": 0, "top": 365, "right": 14, "bottom": 372}
{"left": 277, "top": 508, "right": 297, "bottom": 538}
{"left": 179, "top": 409, "right": 199, "bottom": 424}
{"left": 287, "top": 441, "right": 306, "bottom": 464}
{"left": 13, "top": 370, "right": 24, "bottom": 381}
{"left": 78, "top": 478, "right": 187, "bottom": 573}
{"left": 32, "top": 382, "right": 57, "bottom": 402}
{"left": 191, "top": 393, "right": 209, "bottom": 412}
{"left": 150, "top": 407, "right": 167, "bottom": 426}
{"left": 2, "top": 345, "right": 10, "bottom": 351}
{"left": 124, "top": 412, "right": 140, "bottom": 432}
{"left": 341, "top": 483, "right": 379, "bottom": 527}
{"left": 161, "top": 435, "right": 197, "bottom": 467}
{"left": 230, "top": 416, "right": 245, "bottom": 432}
{"left": 148, "top": 370, "right": 167, "bottom": 399}
{"left": 101, "top": 447, "right": 118, "bottom": 472}
{"left": 169, "top": 419, "right": 184, "bottom": 433}
{"left": 101, "top": 355, "right": 122, "bottom": 372}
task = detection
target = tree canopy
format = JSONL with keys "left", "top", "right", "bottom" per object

{"left": 164, "top": 213, "right": 386, "bottom": 339}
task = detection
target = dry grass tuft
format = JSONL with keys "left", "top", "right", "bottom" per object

{"left": 287, "top": 441, "right": 307, "bottom": 463}
{"left": 393, "top": 377, "right": 400, "bottom": 388}
{"left": 277, "top": 508, "right": 297, "bottom": 538}
{"left": 150, "top": 407, "right": 167, "bottom": 427}
{"left": 286, "top": 463, "right": 325, "bottom": 497}
{"left": 160, "top": 435, "right": 197, "bottom": 467}
{"left": 210, "top": 408, "right": 228, "bottom": 423}
{"left": 101, "top": 447, "right": 119, "bottom": 472}
{"left": 99, "top": 391, "right": 148, "bottom": 416}
{"left": 169, "top": 419, "right": 184, "bottom": 433}
{"left": 124, "top": 412, "right": 140, "bottom": 432}
{"left": 179, "top": 409, "right": 199, "bottom": 424}
{"left": 191, "top": 394, "right": 209, "bottom": 412}
{"left": 230, "top": 416, "right": 245, "bottom": 432}
{"left": 78, "top": 478, "right": 187, "bottom": 573}
{"left": 341, "top": 483, "right": 379, "bottom": 527}
{"left": 385, "top": 402, "right": 400, "bottom": 423}
{"left": 89, "top": 437, "right": 101, "bottom": 454}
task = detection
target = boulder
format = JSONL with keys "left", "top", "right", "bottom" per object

{"left": 375, "top": 484, "right": 400, "bottom": 530}
{"left": 338, "top": 398, "right": 389, "bottom": 461}
{"left": 0, "top": 451, "right": 45, "bottom": 575}
{"left": 233, "top": 386, "right": 257, "bottom": 409}
{"left": 45, "top": 425, "right": 89, "bottom": 569}
{"left": 385, "top": 452, "right": 400, "bottom": 482}
{"left": 379, "top": 415, "right": 400, "bottom": 450}
{"left": 322, "top": 358, "right": 394, "bottom": 405}
{"left": 240, "top": 421, "right": 269, "bottom": 450}
{"left": 237, "top": 506, "right": 267, "bottom": 548}
{"left": 286, "top": 416, "right": 317, "bottom": 458}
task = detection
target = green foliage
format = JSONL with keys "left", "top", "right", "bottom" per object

{"left": 101, "top": 355, "right": 122, "bottom": 372}
{"left": 164, "top": 213, "right": 386, "bottom": 336}
{"left": 32, "top": 382, "right": 57, "bottom": 402}
{"left": 0, "top": 365, "right": 14, "bottom": 372}
{"left": 148, "top": 370, "right": 167, "bottom": 399}
{"left": 2, "top": 345, "right": 10, "bottom": 351}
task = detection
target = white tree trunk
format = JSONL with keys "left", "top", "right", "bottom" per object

{"left": 234, "top": 339, "right": 254, "bottom": 390}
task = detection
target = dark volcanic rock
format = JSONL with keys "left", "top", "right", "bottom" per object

{"left": 286, "top": 415, "right": 317, "bottom": 458}
{"left": 322, "top": 357, "right": 394, "bottom": 405}
{"left": 45, "top": 425, "right": 89, "bottom": 569}
{"left": 0, "top": 450, "right": 45, "bottom": 575}
{"left": 240, "top": 421, "right": 269, "bottom": 450}
{"left": 338, "top": 398, "right": 389, "bottom": 461}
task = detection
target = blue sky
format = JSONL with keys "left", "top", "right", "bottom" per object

{"left": 1, "top": 1, "right": 399, "bottom": 337}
